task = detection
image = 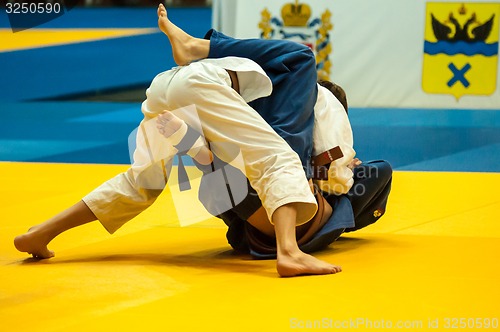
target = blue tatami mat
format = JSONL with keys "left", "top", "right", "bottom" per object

{"left": 0, "top": 101, "right": 499, "bottom": 172}
{"left": 0, "top": 102, "right": 141, "bottom": 164}
{"left": 1, "top": 7, "right": 498, "bottom": 173}
{"left": 350, "top": 108, "right": 500, "bottom": 172}
{"left": 0, "top": 8, "right": 211, "bottom": 101}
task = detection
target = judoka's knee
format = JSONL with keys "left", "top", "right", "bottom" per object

{"left": 362, "top": 160, "right": 392, "bottom": 184}
{"left": 284, "top": 42, "right": 316, "bottom": 67}
{"left": 375, "top": 160, "right": 393, "bottom": 184}
{"left": 286, "top": 39, "right": 313, "bottom": 54}
{"left": 301, "top": 46, "right": 317, "bottom": 68}
{"left": 302, "top": 43, "right": 316, "bottom": 58}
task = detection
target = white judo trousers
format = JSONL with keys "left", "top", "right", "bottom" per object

{"left": 83, "top": 58, "right": 317, "bottom": 234}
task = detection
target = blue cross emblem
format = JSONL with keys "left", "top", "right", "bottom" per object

{"left": 447, "top": 63, "right": 471, "bottom": 88}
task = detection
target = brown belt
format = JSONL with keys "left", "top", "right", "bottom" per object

{"left": 313, "top": 146, "right": 344, "bottom": 167}
{"left": 311, "top": 146, "right": 344, "bottom": 180}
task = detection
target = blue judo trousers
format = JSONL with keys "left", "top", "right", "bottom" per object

{"left": 206, "top": 29, "right": 317, "bottom": 175}
{"left": 191, "top": 30, "right": 393, "bottom": 258}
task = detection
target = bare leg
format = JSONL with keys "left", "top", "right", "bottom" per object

{"left": 157, "top": 3, "right": 209, "bottom": 65}
{"left": 273, "top": 203, "right": 342, "bottom": 277}
{"left": 247, "top": 194, "right": 334, "bottom": 238}
{"left": 14, "top": 201, "right": 97, "bottom": 259}
{"left": 247, "top": 180, "right": 333, "bottom": 238}
{"left": 157, "top": 4, "right": 340, "bottom": 277}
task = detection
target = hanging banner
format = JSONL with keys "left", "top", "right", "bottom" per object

{"left": 213, "top": 0, "right": 500, "bottom": 109}
{"left": 423, "top": 2, "right": 500, "bottom": 100}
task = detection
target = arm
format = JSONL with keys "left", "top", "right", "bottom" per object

{"left": 313, "top": 85, "right": 356, "bottom": 195}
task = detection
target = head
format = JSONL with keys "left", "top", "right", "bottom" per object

{"left": 318, "top": 80, "right": 348, "bottom": 115}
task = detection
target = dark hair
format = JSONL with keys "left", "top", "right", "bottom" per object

{"left": 318, "top": 80, "right": 348, "bottom": 115}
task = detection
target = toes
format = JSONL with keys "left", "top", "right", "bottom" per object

{"left": 156, "top": 118, "right": 166, "bottom": 127}
{"left": 157, "top": 112, "right": 171, "bottom": 122}
{"left": 157, "top": 127, "right": 166, "bottom": 136}
{"left": 157, "top": 4, "right": 166, "bottom": 18}
{"left": 161, "top": 111, "right": 174, "bottom": 120}
{"left": 29, "top": 249, "right": 55, "bottom": 260}
{"left": 333, "top": 265, "right": 342, "bottom": 273}
{"left": 322, "top": 264, "right": 341, "bottom": 274}
{"left": 156, "top": 113, "right": 172, "bottom": 127}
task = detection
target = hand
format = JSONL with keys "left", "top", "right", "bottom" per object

{"left": 157, "top": 111, "right": 184, "bottom": 138}
{"left": 347, "top": 158, "right": 362, "bottom": 170}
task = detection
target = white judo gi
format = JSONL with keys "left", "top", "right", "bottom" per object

{"left": 313, "top": 84, "right": 356, "bottom": 195}
{"left": 83, "top": 57, "right": 318, "bottom": 234}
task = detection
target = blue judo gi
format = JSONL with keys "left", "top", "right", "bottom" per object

{"left": 205, "top": 29, "right": 317, "bottom": 175}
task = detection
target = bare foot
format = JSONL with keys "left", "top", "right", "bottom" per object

{"left": 157, "top": 4, "right": 174, "bottom": 37}
{"left": 14, "top": 226, "right": 55, "bottom": 259}
{"left": 157, "top": 3, "right": 209, "bottom": 65}
{"left": 277, "top": 251, "right": 341, "bottom": 277}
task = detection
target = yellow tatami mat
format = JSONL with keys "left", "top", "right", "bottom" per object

{"left": 0, "top": 28, "right": 158, "bottom": 53}
{"left": 1, "top": 162, "right": 499, "bottom": 331}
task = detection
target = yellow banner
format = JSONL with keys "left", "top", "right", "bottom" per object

{"left": 422, "top": 2, "right": 500, "bottom": 99}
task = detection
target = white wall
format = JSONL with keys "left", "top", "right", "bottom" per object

{"left": 213, "top": 0, "right": 500, "bottom": 109}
